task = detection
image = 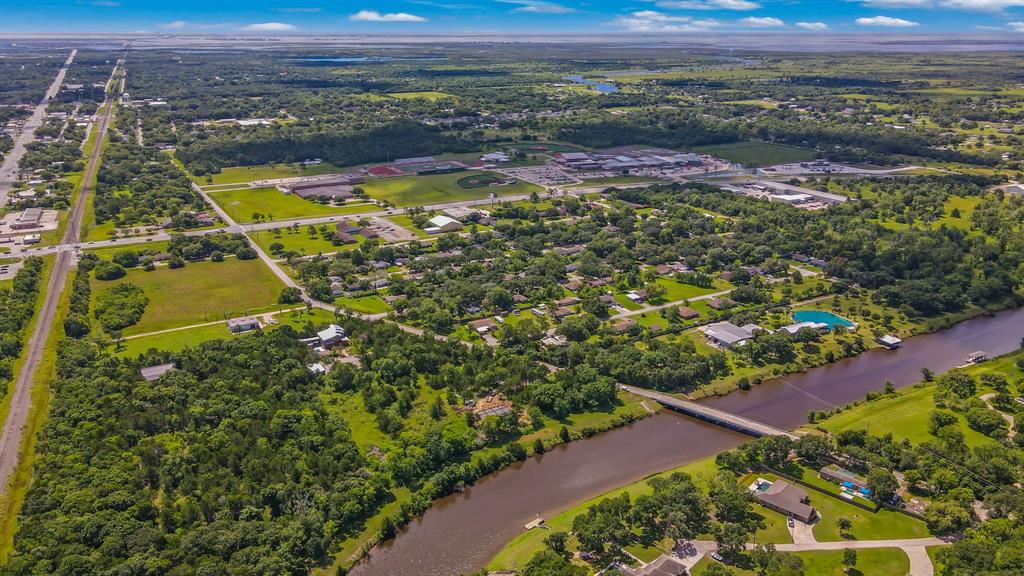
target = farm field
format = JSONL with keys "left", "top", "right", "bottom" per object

{"left": 208, "top": 186, "right": 378, "bottom": 223}
{"left": 90, "top": 258, "right": 286, "bottom": 336}
{"left": 691, "top": 141, "right": 817, "bottom": 167}
{"left": 361, "top": 171, "right": 542, "bottom": 207}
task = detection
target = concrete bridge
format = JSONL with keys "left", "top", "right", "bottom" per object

{"left": 621, "top": 385, "right": 798, "bottom": 440}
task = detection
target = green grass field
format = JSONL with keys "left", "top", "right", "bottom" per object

{"left": 362, "top": 171, "right": 542, "bottom": 207}
{"left": 691, "top": 547, "right": 909, "bottom": 576}
{"left": 208, "top": 187, "right": 378, "bottom": 224}
{"left": 90, "top": 258, "right": 286, "bottom": 336}
{"left": 116, "top": 308, "right": 336, "bottom": 357}
{"left": 334, "top": 295, "right": 390, "bottom": 315}
{"left": 251, "top": 226, "right": 359, "bottom": 257}
{"left": 186, "top": 161, "right": 347, "bottom": 186}
{"left": 691, "top": 141, "right": 817, "bottom": 167}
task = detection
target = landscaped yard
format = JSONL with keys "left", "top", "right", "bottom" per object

{"left": 90, "top": 258, "right": 286, "bottom": 336}
{"left": 691, "top": 547, "right": 910, "bottom": 576}
{"left": 361, "top": 171, "right": 542, "bottom": 207}
{"left": 814, "top": 383, "right": 994, "bottom": 448}
{"left": 208, "top": 186, "right": 378, "bottom": 223}
{"left": 691, "top": 141, "right": 816, "bottom": 167}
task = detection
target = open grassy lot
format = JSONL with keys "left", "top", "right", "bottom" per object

{"left": 186, "top": 161, "right": 346, "bottom": 186}
{"left": 691, "top": 547, "right": 910, "bottom": 576}
{"left": 691, "top": 141, "right": 816, "bottom": 167}
{"left": 115, "top": 307, "right": 336, "bottom": 357}
{"left": 251, "top": 225, "right": 359, "bottom": 257}
{"left": 334, "top": 295, "right": 390, "bottom": 315}
{"left": 568, "top": 175, "right": 668, "bottom": 188}
{"left": 815, "top": 384, "right": 994, "bottom": 448}
{"left": 90, "top": 258, "right": 286, "bottom": 336}
{"left": 361, "top": 171, "right": 542, "bottom": 207}
{"left": 208, "top": 186, "right": 378, "bottom": 224}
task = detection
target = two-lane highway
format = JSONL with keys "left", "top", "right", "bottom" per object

{"left": 0, "top": 50, "right": 77, "bottom": 207}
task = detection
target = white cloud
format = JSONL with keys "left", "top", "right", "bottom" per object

{"left": 653, "top": 0, "right": 760, "bottom": 10}
{"left": 856, "top": 15, "right": 920, "bottom": 26}
{"left": 739, "top": 16, "right": 784, "bottom": 26}
{"left": 940, "top": 0, "right": 1024, "bottom": 10}
{"left": 796, "top": 21, "right": 829, "bottom": 30}
{"left": 498, "top": 0, "right": 576, "bottom": 13}
{"left": 859, "top": 0, "right": 933, "bottom": 7}
{"left": 161, "top": 20, "right": 188, "bottom": 29}
{"left": 348, "top": 10, "right": 428, "bottom": 21}
{"left": 1010, "top": 21, "right": 1024, "bottom": 30}
{"left": 610, "top": 10, "right": 720, "bottom": 31}
{"left": 242, "top": 22, "right": 296, "bottom": 31}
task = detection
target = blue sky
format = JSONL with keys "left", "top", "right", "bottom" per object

{"left": 3, "top": 0, "right": 1024, "bottom": 34}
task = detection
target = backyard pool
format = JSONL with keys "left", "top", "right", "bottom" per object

{"left": 792, "top": 310, "right": 856, "bottom": 329}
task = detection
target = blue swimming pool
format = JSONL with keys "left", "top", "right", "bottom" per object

{"left": 792, "top": 310, "right": 856, "bottom": 329}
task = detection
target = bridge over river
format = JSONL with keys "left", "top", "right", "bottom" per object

{"left": 621, "top": 385, "right": 799, "bottom": 440}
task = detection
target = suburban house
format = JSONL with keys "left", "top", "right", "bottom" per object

{"left": 779, "top": 321, "right": 829, "bottom": 335}
{"left": 424, "top": 215, "right": 464, "bottom": 234}
{"left": 611, "top": 319, "right": 637, "bottom": 333}
{"left": 619, "top": 555, "right": 688, "bottom": 576}
{"left": 317, "top": 324, "right": 348, "bottom": 348}
{"left": 702, "top": 321, "right": 763, "bottom": 348}
{"left": 707, "top": 297, "right": 736, "bottom": 311}
{"left": 470, "top": 318, "right": 497, "bottom": 334}
{"left": 140, "top": 363, "right": 175, "bottom": 382}
{"left": 677, "top": 306, "right": 700, "bottom": 320}
{"left": 227, "top": 316, "right": 261, "bottom": 333}
{"left": 750, "top": 478, "right": 817, "bottom": 523}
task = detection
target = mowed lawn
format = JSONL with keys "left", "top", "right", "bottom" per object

{"left": 191, "top": 162, "right": 346, "bottom": 186}
{"left": 208, "top": 187, "right": 378, "bottom": 223}
{"left": 362, "top": 171, "right": 542, "bottom": 207}
{"left": 91, "top": 259, "right": 285, "bottom": 336}
{"left": 116, "top": 308, "right": 337, "bottom": 356}
{"left": 691, "top": 547, "right": 909, "bottom": 576}
{"left": 691, "top": 141, "right": 816, "bottom": 167}
{"left": 815, "top": 384, "right": 994, "bottom": 448}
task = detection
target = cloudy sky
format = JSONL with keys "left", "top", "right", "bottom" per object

{"left": 3, "top": 0, "right": 1024, "bottom": 34}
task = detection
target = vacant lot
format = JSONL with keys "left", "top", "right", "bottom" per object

{"left": 362, "top": 171, "right": 542, "bottom": 207}
{"left": 90, "top": 258, "right": 285, "bottom": 336}
{"left": 692, "top": 141, "right": 816, "bottom": 167}
{"left": 209, "top": 187, "right": 378, "bottom": 223}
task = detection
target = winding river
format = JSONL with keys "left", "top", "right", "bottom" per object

{"left": 351, "top": 307, "right": 1024, "bottom": 576}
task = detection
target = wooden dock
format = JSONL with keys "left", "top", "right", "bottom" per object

{"left": 622, "top": 386, "right": 799, "bottom": 440}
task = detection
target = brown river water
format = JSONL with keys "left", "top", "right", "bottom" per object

{"left": 350, "top": 307, "right": 1024, "bottom": 576}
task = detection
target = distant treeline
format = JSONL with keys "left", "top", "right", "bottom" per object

{"left": 177, "top": 121, "right": 478, "bottom": 175}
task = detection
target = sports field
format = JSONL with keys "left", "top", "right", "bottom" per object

{"left": 188, "top": 162, "right": 346, "bottom": 186}
{"left": 90, "top": 258, "right": 285, "bottom": 336}
{"left": 208, "top": 186, "right": 378, "bottom": 223}
{"left": 691, "top": 141, "right": 816, "bottom": 167}
{"left": 362, "top": 171, "right": 542, "bottom": 207}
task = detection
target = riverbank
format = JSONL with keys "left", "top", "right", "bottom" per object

{"left": 687, "top": 296, "right": 1016, "bottom": 400}
{"left": 346, "top": 306, "right": 1023, "bottom": 576}
{"left": 322, "top": 392, "right": 653, "bottom": 575}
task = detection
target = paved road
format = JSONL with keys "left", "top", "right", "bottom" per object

{"left": 0, "top": 57, "right": 120, "bottom": 499}
{"left": 0, "top": 50, "right": 77, "bottom": 207}
{"left": 679, "top": 537, "right": 945, "bottom": 575}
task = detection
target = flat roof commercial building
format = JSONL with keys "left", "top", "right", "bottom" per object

{"left": 11, "top": 208, "right": 44, "bottom": 230}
